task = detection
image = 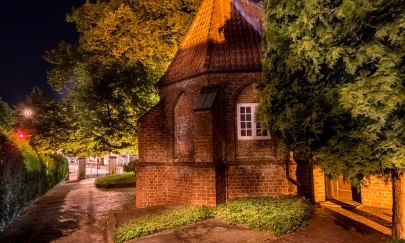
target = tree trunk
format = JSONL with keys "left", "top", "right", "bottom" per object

{"left": 392, "top": 170, "right": 405, "bottom": 239}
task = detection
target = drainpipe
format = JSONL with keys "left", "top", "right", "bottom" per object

{"left": 285, "top": 151, "right": 305, "bottom": 196}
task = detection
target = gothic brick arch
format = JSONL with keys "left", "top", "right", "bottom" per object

{"left": 228, "top": 81, "right": 259, "bottom": 141}
{"left": 227, "top": 81, "right": 258, "bottom": 114}
{"left": 236, "top": 83, "right": 259, "bottom": 104}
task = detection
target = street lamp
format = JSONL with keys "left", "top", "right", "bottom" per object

{"left": 16, "top": 130, "right": 28, "bottom": 140}
{"left": 23, "top": 109, "right": 33, "bottom": 118}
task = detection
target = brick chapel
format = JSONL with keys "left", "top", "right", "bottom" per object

{"left": 136, "top": 0, "right": 393, "bottom": 209}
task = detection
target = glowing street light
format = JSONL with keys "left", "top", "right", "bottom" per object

{"left": 16, "top": 130, "right": 28, "bottom": 140}
{"left": 23, "top": 109, "right": 33, "bottom": 118}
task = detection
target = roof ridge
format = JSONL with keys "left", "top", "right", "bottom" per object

{"left": 204, "top": 0, "right": 216, "bottom": 70}
{"left": 158, "top": 0, "right": 263, "bottom": 86}
{"left": 232, "top": 0, "right": 264, "bottom": 36}
{"left": 158, "top": 0, "right": 215, "bottom": 86}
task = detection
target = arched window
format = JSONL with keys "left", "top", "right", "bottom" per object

{"left": 237, "top": 103, "right": 270, "bottom": 140}
{"left": 236, "top": 84, "right": 270, "bottom": 140}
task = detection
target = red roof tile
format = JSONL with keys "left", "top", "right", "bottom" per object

{"left": 158, "top": 0, "right": 263, "bottom": 86}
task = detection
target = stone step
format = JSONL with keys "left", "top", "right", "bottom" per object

{"left": 321, "top": 200, "right": 362, "bottom": 209}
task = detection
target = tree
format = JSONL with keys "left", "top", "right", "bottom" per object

{"left": 258, "top": 0, "right": 404, "bottom": 239}
{"left": 44, "top": 0, "right": 201, "bottom": 155}
{"left": 65, "top": 0, "right": 201, "bottom": 75}
{"left": 14, "top": 87, "right": 73, "bottom": 153}
{"left": 0, "top": 98, "right": 12, "bottom": 129}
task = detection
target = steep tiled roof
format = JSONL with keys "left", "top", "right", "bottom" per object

{"left": 158, "top": 0, "right": 263, "bottom": 86}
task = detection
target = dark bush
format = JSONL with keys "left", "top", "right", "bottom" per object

{"left": 0, "top": 99, "right": 12, "bottom": 129}
{"left": 215, "top": 197, "right": 312, "bottom": 236}
{"left": 0, "top": 131, "right": 68, "bottom": 232}
{"left": 124, "top": 160, "right": 136, "bottom": 172}
{"left": 43, "top": 154, "right": 69, "bottom": 186}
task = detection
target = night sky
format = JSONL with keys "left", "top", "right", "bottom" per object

{"left": 0, "top": 0, "right": 83, "bottom": 105}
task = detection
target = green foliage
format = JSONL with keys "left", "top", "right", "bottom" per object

{"left": 95, "top": 172, "right": 135, "bottom": 188}
{"left": 42, "top": 0, "right": 201, "bottom": 155}
{"left": 0, "top": 98, "right": 12, "bottom": 129}
{"left": 113, "top": 197, "right": 311, "bottom": 242}
{"left": 14, "top": 87, "right": 74, "bottom": 154}
{"left": 391, "top": 239, "right": 405, "bottom": 243}
{"left": 66, "top": 0, "right": 202, "bottom": 75}
{"left": 113, "top": 206, "right": 213, "bottom": 243}
{"left": 258, "top": 0, "right": 405, "bottom": 186}
{"left": 215, "top": 197, "right": 311, "bottom": 236}
{"left": 0, "top": 131, "right": 68, "bottom": 231}
{"left": 43, "top": 154, "right": 69, "bottom": 186}
{"left": 123, "top": 160, "right": 136, "bottom": 172}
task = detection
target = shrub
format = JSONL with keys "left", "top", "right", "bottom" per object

{"left": 0, "top": 98, "right": 12, "bottom": 129}
{"left": 215, "top": 197, "right": 311, "bottom": 236}
{"left": 113, "top": 197, "right": 312, "bottom": 242}
{"left": 0, "top": 132, "right": 30, "bottom": 231}
{"left": 0, "top": 131, "right": 68, "bottom": 232}
{"left": 43, "top": 154, "right": 69, "bottom": 186}
{"left": 123, "top": 160, "right": 136, "bottom": 172}
{"left": 114, "top": 206, "right": 213, "bottom": 243}
{"left": 95, "top": 172, "right": 135, "bottom": 188}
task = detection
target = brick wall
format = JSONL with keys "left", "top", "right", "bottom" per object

{"left": 193, "top": 111, "right": 214, "bottom": 162}
{"left": 227, "top": 163, "right": 297, "bottom": 199}
{"left": 191, "top": 167, "right": 217, "bottom": 206}
{"left": 361, "top": 176, "right": 392, "bottom": 209}
{"left": 174, "top": 93, "right": 195, "bottom": 162}
{"left": 136, "top": 165, "right": 168, "bottom": 207}
{"left": 166, "top": 166, "right": 193, "bottom": 204}
{"left": 138, "top": 103, "right": 168, "bottom": 162}
{"left": 312, "top": 166, "right": 326, "bottom": 202}
{"left": 136, "top": 72, "right": 301, "bottom": 208}
{"left": 136, "top": 164, "right": 219, "bottom": 208}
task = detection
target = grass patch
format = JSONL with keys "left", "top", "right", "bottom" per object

{"left": 113, "top": 206, "right": 213, "bottom": 243}
{"left": 95, "top": 172, "right": 135, "bottom": 188}
{"left": 215, "top": 197, "right": 312, "bottom": 236}
{"left": 113, "top": 197, "right": 311, "bottom": 242}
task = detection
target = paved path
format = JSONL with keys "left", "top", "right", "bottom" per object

{"left": 0, "top": 178, "right": 135, "bottom": 243}
{"left": 0, "top": 177, "right": 391, "bottom": 243}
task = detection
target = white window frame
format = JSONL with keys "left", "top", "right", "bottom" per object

{"left": 237, "top": 103, "right": 271, "bottom": 140}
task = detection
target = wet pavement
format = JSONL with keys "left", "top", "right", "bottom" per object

{"left": 0, "top": 178, "right": 135, "bottom": 243}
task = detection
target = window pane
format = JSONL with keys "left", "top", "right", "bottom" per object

{"left": 238, "top": 104, "right": 268, "bottom": 139}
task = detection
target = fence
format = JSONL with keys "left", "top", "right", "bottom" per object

{"left": 68, "top": 159, "right": 125, "bottom": 180}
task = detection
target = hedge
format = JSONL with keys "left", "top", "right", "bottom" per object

{"left": 0, "top": 131, "right": 68, "bottom": 232}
